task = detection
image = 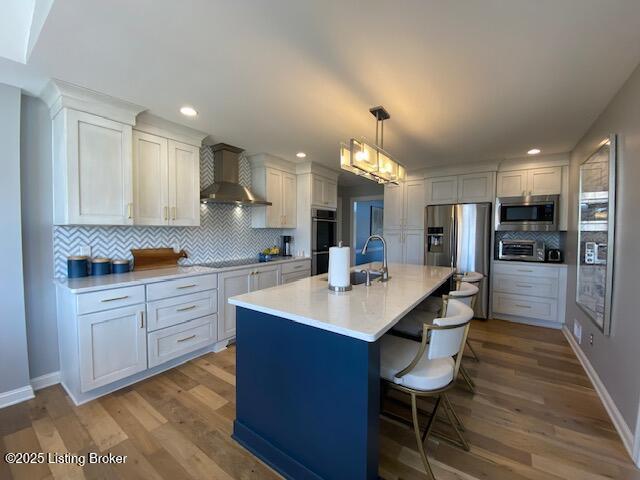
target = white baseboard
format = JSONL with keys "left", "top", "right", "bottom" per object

{"left": 0, "top": 385, "right": 35, "bottom": 409}
{"left": 31, "top": 371, "right": 60, "bottom": 391}
{"left": 493, "top": 314, "right": 563, "bottom": 330}
{"left": 562, "top": 326, "right": 635, "bottom": 460}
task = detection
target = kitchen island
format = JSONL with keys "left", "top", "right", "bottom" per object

{"left": 228, "top": 263, "right": 454, "bottom": 480}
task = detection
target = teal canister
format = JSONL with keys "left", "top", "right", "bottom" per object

{"left": 67, "top": 256, "right": 88, "bottom": 278}
{"left": 111, "top": 259, "right": 131, "bottom": 274}
{"left": 90, "top": 258, "right": 111, "bottom": 276}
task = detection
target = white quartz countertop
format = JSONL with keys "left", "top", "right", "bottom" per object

{"left": 56, "top": 257, "right": 311, "bottom": 294}
{"left": 229, "top": 263, "right": 454, "bottom": 342}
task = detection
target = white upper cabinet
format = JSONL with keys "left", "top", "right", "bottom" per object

{"left": 133, "top": 131, "right": 168, "bottom": 225}
{"left": 384, "top": 179, "right": 426, "bottom": 231}
{"left": 497, "top": 166, "right": 562, "bottom": 197}
{"left": 528, "top": 167, "right": 562, "bottom": 195}
{"left": 383, "top": 183, "right": 404, "bottom": 230}
{"left": 457, "top": 172, "right": 496, "bottom": 203}
{"left": 168, "top": 140, "right": 200, "bottom": 226}
{"left": 404, "top": 180, "right": 426, "bottom": 229}
{"left": 54, "top": 109, "right": 135, "bottom": 225}
{"left": 496, "top": 170, "right": 527, "bottom": 197}
{"left": 44, "top": 81, "right": 206, "bottom": 226}
{"left": 282, "top": 172, "right": 297, "bottom": 228}
{"left": 311, "top": 175, "right": 337, "bottom": 209}
{"left": 251, "top": 162, "right": 298, "bottom": 228}
{"left": 425, "top": 176, "right": 458, "bottom": 205}
{"left": 133, "top": 131, "right": 201, "bottom": 226}
{"left": 426, "top": 172, "right": 495, "bottom": 205}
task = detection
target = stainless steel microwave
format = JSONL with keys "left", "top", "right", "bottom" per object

{"left": 495, "top": 195, "right": 559, "bottom": 231}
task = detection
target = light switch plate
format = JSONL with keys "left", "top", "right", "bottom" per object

{"left": 79, "top": 245, "right": 91, "bottom": 257}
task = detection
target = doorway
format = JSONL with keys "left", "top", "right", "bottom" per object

{"left": 350, "top": 195, "right": 384, "bottom": 266}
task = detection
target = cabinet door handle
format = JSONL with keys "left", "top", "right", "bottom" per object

{"left": 139, "top": 311, "right": 145, "bottom": 328}
{"left": 177, "top": 305, "right": 197, "bottom": 312}
{"left": 516, "top": 284, "right": 532, "bottom": 288}
{"left": 164, "top": 206, "right": 169, "bottom": 221}
{"left": 127, "top": 203, "right": 133, "bottom": 219}
{"left": 517, "top": 269, "right": 533, "bottom": 273}
{"left": 515, "top": 304, "right": 531, "bottom": 309}
{"left": 177, "top": 334, "right": 196, "bottom": 343}
{"left": 171, "top": 206, "right": 176, "bottom": 220}
{"left": 101, "top": 295, "right": 129, "bottom": 303}
{"left": 177, "top": 284, "right": 197, "bottom": 290}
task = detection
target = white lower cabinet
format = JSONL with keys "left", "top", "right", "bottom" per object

{"left": 384, "top": 229, "right": 424, "bottom": 265}
{"left": 146, "top": 289, "right": 217, "bottom": 331}
{"left": 491, "top": 261, "right": 567, "bottom": 326}
{"left": 217, "top": 259, "right": 308, "bottom": 342}
{"left": 148, "top": 315, "right": 216, "bottom": 368}
{"left": 218, "top": 267, "right": 253, "bottom": 342}
{"left": 78, "top": 304, "right": 147, "bottom": 392}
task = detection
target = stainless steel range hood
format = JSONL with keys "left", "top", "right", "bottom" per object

{"left": 200, "top": 143, "right": 271, "bottom": 206}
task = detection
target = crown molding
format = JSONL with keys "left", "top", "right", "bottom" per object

{"left": 40, "top": 79, "right": 145, "bottom": 124}
{"left": 134, "top": 112, "right": 208, "bottom": 147}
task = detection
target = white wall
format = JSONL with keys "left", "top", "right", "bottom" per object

{"left": 21, "top": 94, "right": 58, "bottom": 378}
{"left": 565, "top": 62, "right": 640, "bottom": 432}
{"left": 0, "top": 83, "right": 31, "bottom": 397}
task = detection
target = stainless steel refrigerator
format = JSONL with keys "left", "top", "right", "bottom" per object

{"left": 425, "top": 203, "right": 492, "bottom": 318}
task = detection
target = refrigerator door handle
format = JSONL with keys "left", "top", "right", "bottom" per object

{"left": 450, "top": 208, "right": 456, "bottom": 268}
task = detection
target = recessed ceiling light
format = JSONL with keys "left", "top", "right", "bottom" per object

{"left": 296, "top": 152, "right": 307, "bottom": 158}
{"left": 180, "top": 106, "right": 198, "bottom": 117}
{"left": 527, "top": 148, "right": 541, "bottom": 155}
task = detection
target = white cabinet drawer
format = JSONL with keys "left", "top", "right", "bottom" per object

{"left": 493, "top": 274, "right": 559, "bottom": 299}
{"left": 148, "top": 315, "right": 216, "bottom": 368}
{"left": 146, "top": 289, "right": 217, "bottom": 332}
{"left": 493, "top": 262, "right": 559, "bottom": 279}
{"left": 282, "top": 271, "right": 310, "bottom": 284}
{"left": 77, "top": 285, "right": 145, "bottom": 315}
{"left": 281, "top": 260, "right": 311, "bottom": 275}
{"left": 146, "top": 274, "right": 217, "bottom": 301}
{"left": 493, "top": 292, "right": 559, "bottom": 322}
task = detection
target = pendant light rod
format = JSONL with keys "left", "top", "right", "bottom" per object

{"left": 369, "top": 106, "right": 390, "bottom": 149}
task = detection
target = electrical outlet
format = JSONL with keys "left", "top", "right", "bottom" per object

{"left": 573, "top": 319, "right": 582, "bottom": 344}
{"left": 172, "top": 243, "right": 180, "bottom": 253}
{"left": 589, "top": 333, "right": 594, "bottom": 346}
{"left": 79, "top": 245, "right": 91, "bottom": 257}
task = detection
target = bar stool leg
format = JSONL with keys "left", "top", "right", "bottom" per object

{"left": 411, "top": 393, "right": 439, "bottom": 480}
{"left": 443, "top": 394, "right": 465, "bottom": 432}
{"left": 460, "top": 364, "right": 476, "bottom": 393}
{"left": 465, "top": 338, "right": 480, "bottom": 362}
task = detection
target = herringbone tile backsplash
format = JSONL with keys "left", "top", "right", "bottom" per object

{"left": 53, "top": 147, "right": 285, "bottom": 277}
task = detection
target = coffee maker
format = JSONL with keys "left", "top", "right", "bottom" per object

{"left": 281, "top": 235, "right": 293, "bottom": 257}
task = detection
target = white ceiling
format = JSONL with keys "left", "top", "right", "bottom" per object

{"left": 15, "top": 0, "right": 640, "bottom": 172}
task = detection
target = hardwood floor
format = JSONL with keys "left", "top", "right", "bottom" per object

{"left": 2, "top": 319, "right": 639, "bottom": 479}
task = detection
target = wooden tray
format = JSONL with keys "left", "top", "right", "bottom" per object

{"left": 131, "top": 248, "right": 188, "bottom": 271}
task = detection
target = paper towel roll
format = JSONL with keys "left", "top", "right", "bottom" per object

{"left": 328, "top": 245, "right": 351, "bottom": 288}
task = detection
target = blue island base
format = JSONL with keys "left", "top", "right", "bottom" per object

{"left": 232, "top": 307, "right": 381, "bottom": 480}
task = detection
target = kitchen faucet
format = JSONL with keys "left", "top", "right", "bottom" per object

{"left": 361, "top": 234, "right": 390, "bottom": 282}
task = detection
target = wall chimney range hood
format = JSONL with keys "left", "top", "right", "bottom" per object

{"left": 200, "top": 143, "right": 271, "bottom": 206}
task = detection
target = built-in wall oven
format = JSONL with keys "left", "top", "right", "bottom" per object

{"left": 312, "top": 208, "right": 337, "bottom": 275}
{"left": 495, "top": 195, "right": 559, "bottom": 231}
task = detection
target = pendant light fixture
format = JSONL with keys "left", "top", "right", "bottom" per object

{"left": 340, "top": 106, "right": 406, "bottom": 184}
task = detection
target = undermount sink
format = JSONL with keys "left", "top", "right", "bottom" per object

{"left": 350, "top": 270, "right": 382, "bottom": 285}
{"left": 322, "top": 270, "right": 382, "bottom": 285}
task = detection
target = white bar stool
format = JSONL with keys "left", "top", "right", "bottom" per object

{"left": 380, "top": 299, "right": 474, "bottom": 479}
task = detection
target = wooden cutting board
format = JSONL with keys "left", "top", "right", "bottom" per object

{"left": 131, "top": 248, "right": 188, "bottom": 271}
